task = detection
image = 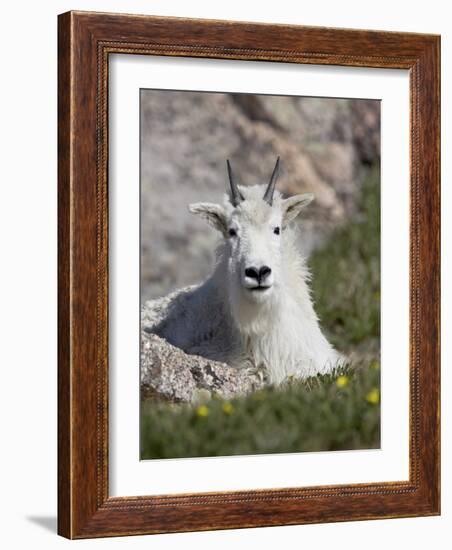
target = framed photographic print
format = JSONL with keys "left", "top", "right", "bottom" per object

{"left": 58, "top": 11, "right": 440, "bottom": 538}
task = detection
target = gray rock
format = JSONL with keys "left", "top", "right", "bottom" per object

{"left": 141, "top": 332, "right": 265, "bottom": 403}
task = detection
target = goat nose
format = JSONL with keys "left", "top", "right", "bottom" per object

{"left": 259, "top": 266, "right": 271, "bottom": 280}
{"left": 245, "top": 266, "right": 272, "bottom": 283}
{"left": 245, "top": 267, "right": 259, "bottom": 280}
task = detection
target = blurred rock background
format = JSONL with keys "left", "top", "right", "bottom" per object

{"left": 141, "top": 90, "right": 380, "bottom": 301}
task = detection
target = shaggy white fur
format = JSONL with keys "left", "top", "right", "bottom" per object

{"left": 150, "top": 183, "right": 344, "bottom": 384}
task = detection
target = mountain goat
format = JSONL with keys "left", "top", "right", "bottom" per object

{"left": 147, "top": 158, "right": 344, "bottom": 384}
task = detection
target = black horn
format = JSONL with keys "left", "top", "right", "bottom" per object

{"left": 263, "top": 157, "right": 280, "bottom": 206}
{"left": 226, "top": 159, "right": 244, "bottom": 207}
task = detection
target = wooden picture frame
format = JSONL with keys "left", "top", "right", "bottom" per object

{"left": 58, "top": 10, "right": 440, "bottom": 539}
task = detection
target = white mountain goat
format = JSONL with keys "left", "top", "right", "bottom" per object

{"left": 148, "top": 158, "right": 344, "bottom": 384}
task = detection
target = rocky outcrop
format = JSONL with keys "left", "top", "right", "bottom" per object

{"left": 140, "top": 331, "right": 265, "bottom": 403}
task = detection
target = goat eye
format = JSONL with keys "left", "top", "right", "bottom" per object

{"left": 228, "top": 228, "right": 237, "bottom": 237}
{"left": 273, "top": 227, "right": 280, "bottom": 235}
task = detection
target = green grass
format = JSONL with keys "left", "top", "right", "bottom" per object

{"left": 310, "top": 166, "right": 380, "bottom": 351}
{"left": 141, "top": 166, "right": 381, "bottom": 459}
{"left": 141, "top": 364, "right": 380, "bottom": 459}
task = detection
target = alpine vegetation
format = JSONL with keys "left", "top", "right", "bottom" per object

{"left": 148, "top": 158, "right": 344, "bottom": 384}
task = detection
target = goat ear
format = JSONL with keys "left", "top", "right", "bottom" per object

{"left": 282, "top": 193, "right": 314, "bottom": 226}
{"left": 189, "top": 202, "right": 228, "bottom": 235}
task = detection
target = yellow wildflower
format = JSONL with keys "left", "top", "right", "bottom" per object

{"left": 366, "top": 388, "right": 380, "bottom": 405}
{"left": 336, "top": 375, "right": 349, "bottom": 388}
{"left": 222, "top": 402, "right": 234, "bottom": 415}
{"left": 196, "top": 405, "right": 209, "bottom": 417}
{"left": 370, "top": 360, "right": 380, "bottom": 370}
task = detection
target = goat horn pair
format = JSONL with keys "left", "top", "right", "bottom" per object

{"left": 227, "top": 157, "right": 281, "bottom": 207}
